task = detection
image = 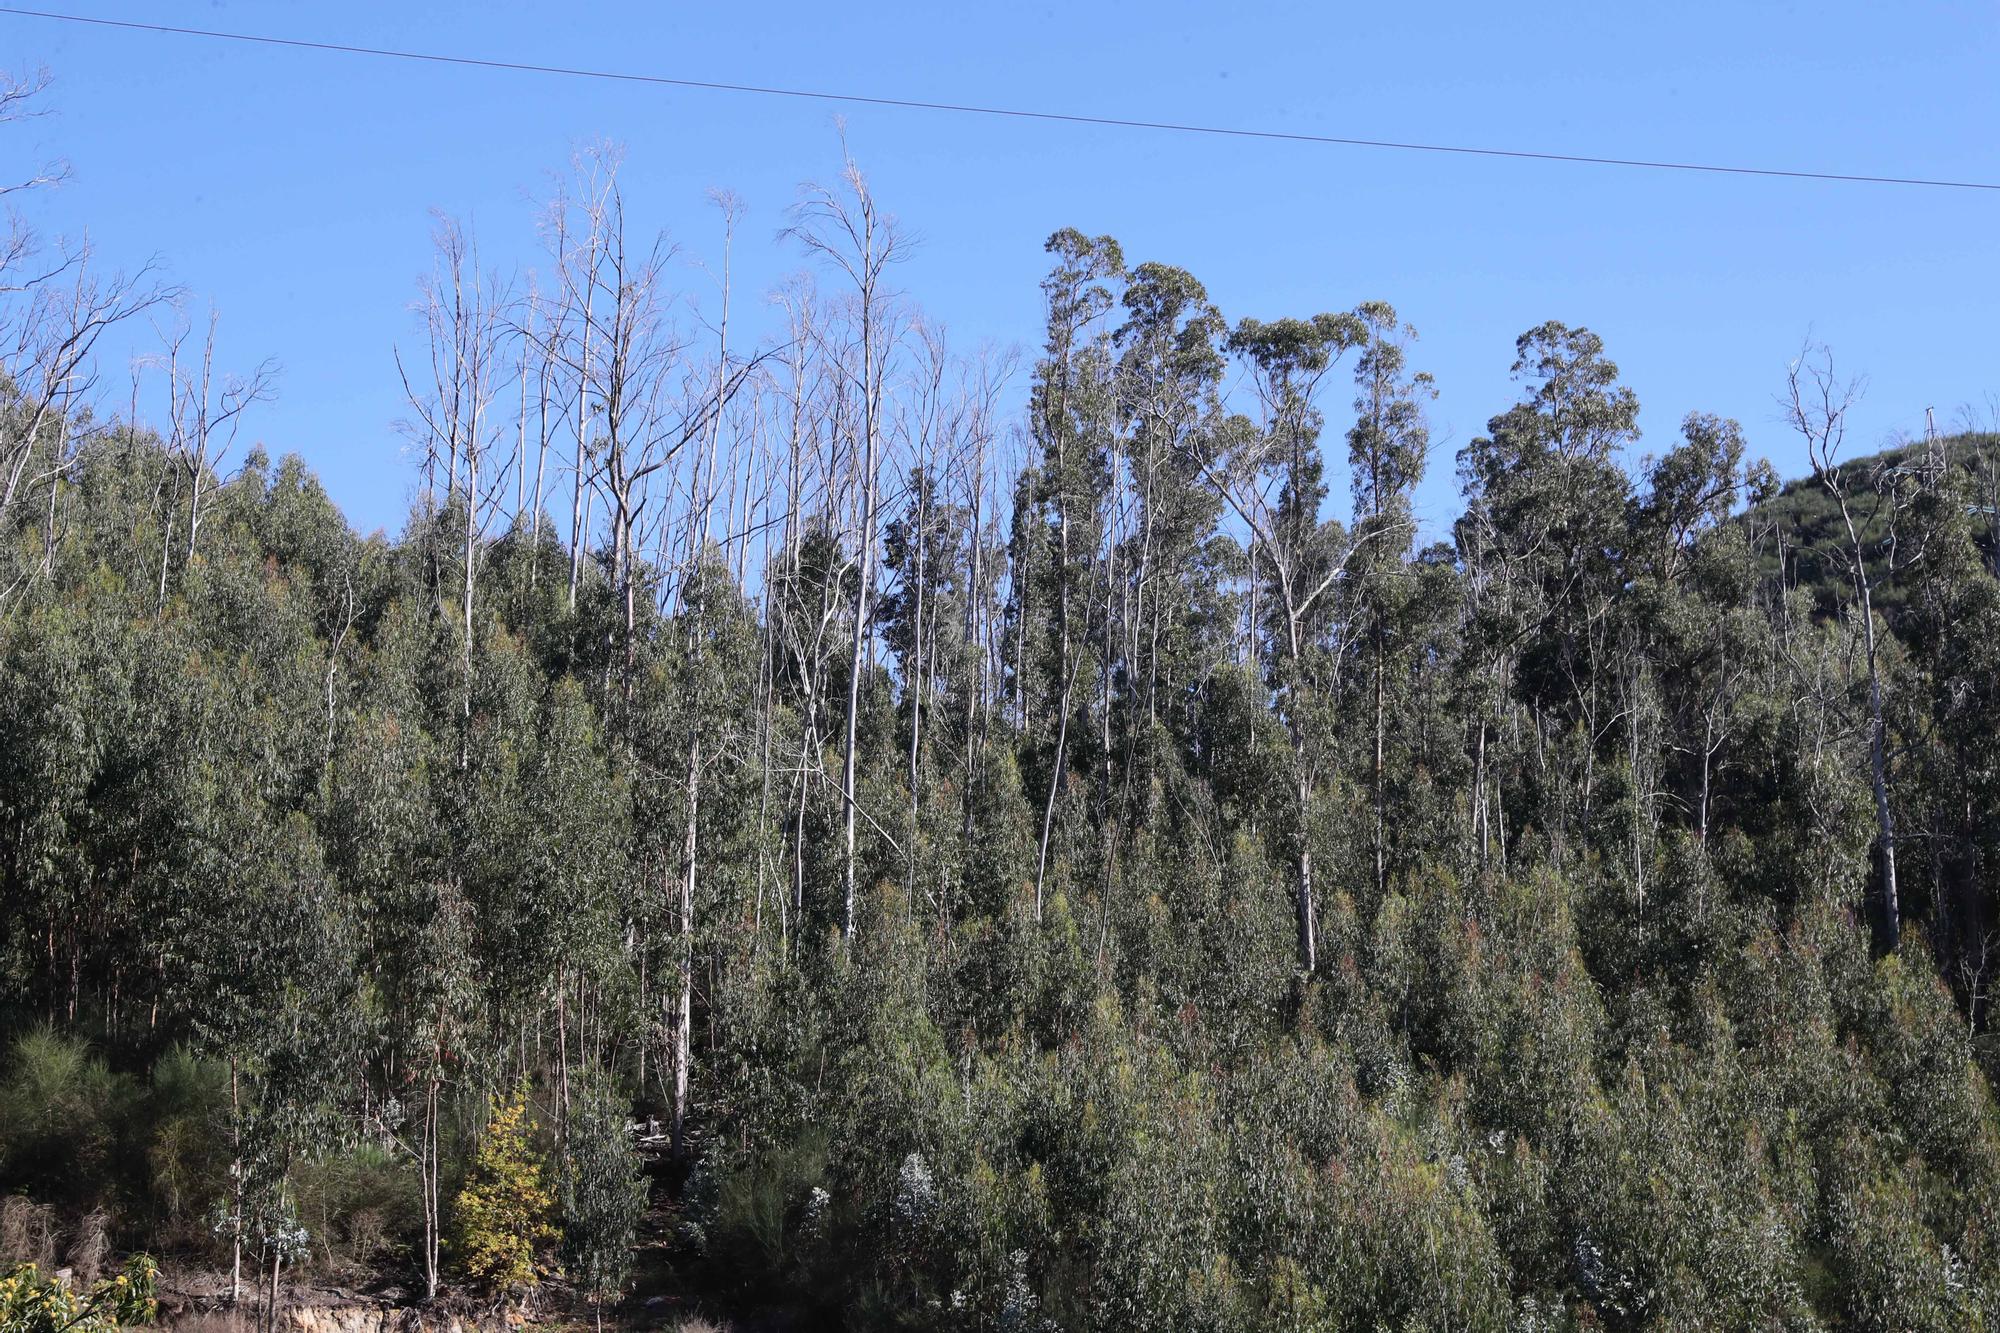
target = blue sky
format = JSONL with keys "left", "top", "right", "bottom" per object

{"left": 4, "top": 1, "right": 1996, "bottom": 539}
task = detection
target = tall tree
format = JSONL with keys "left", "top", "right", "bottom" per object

{"left": 1786, "top": 342, "right": 1899, "bottom": 950}
{"left": 1014, "top": 229, "right": 1121, "bottom": 919}
{"left": 1216, "top": 310, "right": 1367, "bottom": 972}
{"left": 788, "top": 145, "right": 908, "bottom": 943}
{"left": 1345, "top": 302, "right": 1434, "bottom": 896}
{"left": 1457, "top": 322, "right": 1638, "bottom": 868}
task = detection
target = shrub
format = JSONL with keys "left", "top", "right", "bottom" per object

{"left": 0, "top": 1253, "right": 157, "bottom": 1333}
{"left": 710, "top": 1134, "right": 828, "bottom": 1287}
{"left": 143, "top": 1046, "right": 231, "bottom": 1238}
{"left": 0, "top": 1029, "right": 129, "bottom": 1204}
{"left": 291, "top": 1142, "right": 422, "bottom": 1273}
{"left": 558, "top": 1067, "right": 648, "bottom": 1303}
{"left": 450, "top": 1083, "right": 554, "bottom": 1296}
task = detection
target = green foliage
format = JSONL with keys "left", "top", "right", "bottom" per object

{"left": 702, "top": 1134, "right": 829, "bottom": 1293}
{"left": 291, "top": 1143, "right": 423, "bottom": 1271}
{"left": 0, "top": 1254, "right": 156, "bottom": 1333}
{"left": 4, "top": 186, "right": 2000, "bottom": 1333}
{"left": 558, "top": 1068, "right": 647, "bottom": 1302}
{"left": 142, "top": 1047, "right": 231, "bottom": 1242}
{"left": 0, "top": 1030, "right": 127, "bottom": 1205}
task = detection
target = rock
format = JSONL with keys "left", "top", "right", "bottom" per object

{"left": 279, "top": 1304, "right": 511, "bottom": 1333}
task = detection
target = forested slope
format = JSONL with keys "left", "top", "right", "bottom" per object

{"left": 6, "top": 126, "right": 2000, "bottom": 1332}
{"left": 1746, "top": 430, "right": 2000, "bottom": 620}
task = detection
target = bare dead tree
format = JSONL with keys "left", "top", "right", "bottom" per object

{"left": 1954, "top": 930, "right": 2000, "bottom": 1040}
{"left": 592, "top": 204, "right": 678, "bottom": 701}
{"left": 396, "top": 214, "right": 513, "bottom": 766}
{"left": 537, "top": 143, "right": 620, "bottom": 614}
{"left": 765, "top": 276, "right": 842, "bottom": 939}
{"left": 0, "top": 66, "right": 70, "bottom": 301}
{"left": 155, "top": 305, "right": 277, "bottom": 606}
{"left": 679, "top": 190, "right": 744, "bottom": 585}
{"left": 1786, "top": 341, "right": 1899, "bottom": 951}
{"left": 787, "top": 138, "right": 911, "bottom": 944}
{"left": 512, "top": 279, "right": 553, "bottom": 553}
{"left": 0, "top": 242, "right": 168, "bottom": 607}
{"left": 664, "top": 187, "right": 760, "bottom": 1161}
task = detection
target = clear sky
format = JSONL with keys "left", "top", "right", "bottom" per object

{"left": 4, "top": 1, "right": 1996, "bottom": 539}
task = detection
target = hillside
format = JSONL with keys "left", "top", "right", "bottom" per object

{"left": 1746, "top": 430, "right": 2000, "bottom": 620}
{"left": 4, "top": 159, "right": 2000, "bottom": 1333}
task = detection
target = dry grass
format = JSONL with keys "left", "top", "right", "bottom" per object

{"left": 66, "top": 1206, "right": 109, "bottom": 1285}
{"left": 0, "top": 1195, "right": 57, "bottom": 1269}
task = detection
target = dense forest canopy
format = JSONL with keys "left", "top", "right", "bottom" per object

{"left": 6, "top": 66, "right": 2000, "bottom": 1333}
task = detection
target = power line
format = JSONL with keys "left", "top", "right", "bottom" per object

{"left": 5, "top": 5, "right": 1998, "bottom": 194}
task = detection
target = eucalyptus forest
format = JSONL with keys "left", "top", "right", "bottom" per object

{"left": 6, "top": 64, "right": 2000, "bottom": 1333}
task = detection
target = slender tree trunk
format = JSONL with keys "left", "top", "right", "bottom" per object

{"left": 229, "top": 1055, "right": 242, "bottom": 1304}
{"left": 841, "top": 304, "right": 878, "bottom": 944}
{"left": 1033, "top": 678, "right": 1074, "bottom": 923}
{"left": 673, "top": 736, "right": 699, "bottom": 1157}
{"left": 906, "top": 474, "right": 927, "bottom": 903}
{"left": 530, "top": 355, "right": 550, "bottom": 581}
{"left": 156, "top": 467, "right": 180, "bottom": 612}
{"left": 556, "top": 972, "right": 571, "bottom": 1131}
{"left": 266, "top": 1242, "right": 281, "bottom": 1333}
{"left": 1630, "top": 659, "right": 1646, "bottom": 908}
{"left": 1294, "top": 759, "right": 1317, "bottom": 974}
{"left": 569, "top": 378, "right": 589, "bottom": 611}
{"left": 1855, "top": 563, "right": 1900, "bottom": 949}
{"left": 1373, "top": 625, "right": 1386, "bottom": 899}
{"left": 462, "top": 425, "right": 477, "bottom": 770}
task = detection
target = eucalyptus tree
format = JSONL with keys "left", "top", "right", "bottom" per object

{"left": 390, "top": 878, "right": 477, "bottom": 1304}
{"left": 950, "top": 349, "right": 1015, "bottom": 863}
{"left": 397, "top": 215, "right": 513, "bottom": 772}
{"left": 767, "top": 523, "right": 852, "bottom": 933}
{"left": 196, "top": 814, "right": 354, "bottom": 1310}
{"left": 661, "top": 557, "right": 763, "bottom": 1155}
{"left": 587, "top": 190, "right": 774, "bottom": 1135}
{"left": 1457, "top": 322, "right": 1639, "bottom": 868}
{"left": 1013, "top": 229, "right": 1121, "bottom": 918}
{"left": 1627, "top": 413, "right": 1754, "bottom": 866}
{"left": 1110, "top": 261, "right": 1233, "bottom": 826}
{"left": 881, "top": 457, "right": 962, "bottom": 901}
{"left": 1344, "top": 302, "right": 1434, "bottom": 896}
{"left": 451, "top": 642, "right": 627, "bottom": 1126}
{"left": 8, "top": 113, "right": 2000, "bottom": 1330}
{"left": 0, "top": 65, "right": 77, "bottom": 560}
{"left": 759, "top": 276, "right": 847, "bottom": 940}
{"left": 535, "top": 143, "right": 620, "bottom": 614}
{"left": 558, "top": 1064, "right": 648, "bottom": 1322}
{"left": 1212, "top": 309, "right": 1367, "bottom": 973}
{"left": 107, "top": 519, "right": 355, "bottom": 1304}
{"left": 1897, "top": 433, "right": 2000, "bottom": 989}
{"left": 320, "top": 615, "right": 465, "bottom": 1303}
{"left": 558, "top": 171, "right": 673, "bottom": 702}
{"left": 883, "top": 331, "right": 945, "bottom": 794}
{"left": 0, "top": 246, "right": 165, "bottom": 598}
